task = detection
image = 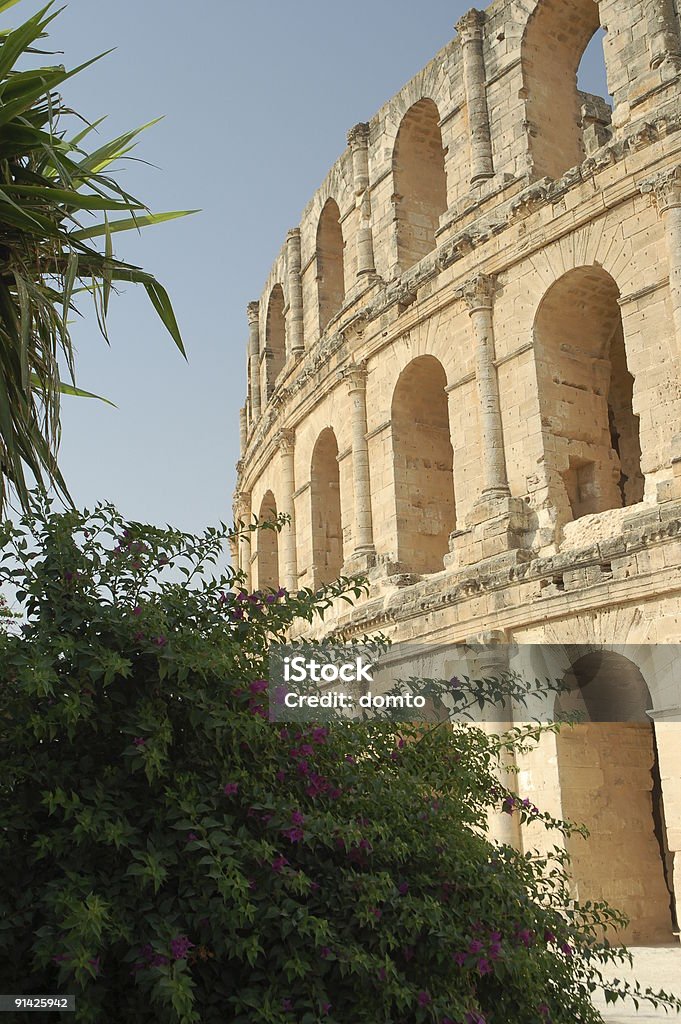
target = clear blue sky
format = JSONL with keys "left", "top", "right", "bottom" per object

{"left": 4, "top": 1, "right": 608, "bottom": 533}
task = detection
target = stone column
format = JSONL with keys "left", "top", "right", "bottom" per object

{"left": 286, "top": 229, "right": 305, "bottom": 356}
{"left": 474, "top": 633, "right": 522, "bottom": 850}
{"left": 463, "top": 275, "right": 510, "bottom": 498}
{"left": 347, "top": 122, "right": 375, "bottom": 278}
{"left": 247, "top": 301, "right": 261, "bottom": 422}
{"left": 235, "top": 490, "right": 252, "bottom": 591}
{"left": 239, "top": 406, "right": 247, "bottom": 456}
{"left": 276, "top": 429, "right": 298, "bottom": 592}
{"left": 646, "top": 0, "right": 681, "bottom": 71}
{"left": 339, "top": 362, "right": 375, "bottom": 560}
{"left": 456, "top": 9, "right": 494, "bottom": 185}
{"left": 643, "top": 167, "right": 681, "bottom": 346}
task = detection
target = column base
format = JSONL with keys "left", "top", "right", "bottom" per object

{"left": 445, "top": 495, "right": 534, "bottom": 570}
{"left": 342, "top": 547, "right": 376, "bottom": 577}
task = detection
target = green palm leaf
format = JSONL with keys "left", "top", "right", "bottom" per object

{"left": 0, "top": 0, "right": 195, "bottom": 512}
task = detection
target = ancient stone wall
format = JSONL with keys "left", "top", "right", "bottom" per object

{"left": 234, "top": 0, "right": 681, "bottom": 944}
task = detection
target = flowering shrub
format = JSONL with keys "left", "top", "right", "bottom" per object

{"left": 0, "top": 500, "right": 678, "bottom": 1023}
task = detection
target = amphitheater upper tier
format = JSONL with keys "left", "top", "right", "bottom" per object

{"left": 233, "top": 0, "right": 681, "bottom": 640}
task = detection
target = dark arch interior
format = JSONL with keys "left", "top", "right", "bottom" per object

{"left": 310, "top": 427, "right": 343, "bottom": 586}
{"left": 392, "top": 355, "right": 455, "bottom": 574}
{"left": 393, "top": 99, "right": 448, "bottom": 272}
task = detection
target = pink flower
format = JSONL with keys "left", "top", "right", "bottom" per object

{"left": 133, "top": 737, "right": 146, "bottom": 748}
{"left": 417, "top": 991, "right": 431, "bottom": 1007}
{"left": 370, "top": 907, "right": 382, "bottom": 920}
{"left": 223, "top": 782, "right": 239, "bottom": 796}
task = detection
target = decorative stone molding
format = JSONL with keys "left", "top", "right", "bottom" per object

{"left": 640, "top": 165, "right": 681, "bottom": 211}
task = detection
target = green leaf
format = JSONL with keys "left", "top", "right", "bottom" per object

{"left": 71, "top": 209, "right": 198, "bottom": 242}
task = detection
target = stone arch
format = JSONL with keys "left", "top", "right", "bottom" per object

{"left": 555, "top": 652, "right": 675, "bottom": 944}
{"left": 521, "top": 0, "right": 612, "bottom": 180}
{"left": 533, "top": 266, "right": 643, "bottom": 530}
{"left": 310, "top": 427, "right": 343, "bottom": 586}
{"left": 264, "top": 285, "right": 286, "bottom": 400}
{"left": 391, "top": 355, "right": 455, "bottom": 574}
{"left": 256, "top": 490, "right": 279, "bottom": 590}
{"left": 393, "top": 99, "right": 448, "bottom": 273}
{"left": 316, "top": 198, "right": 345, "bottom": 332}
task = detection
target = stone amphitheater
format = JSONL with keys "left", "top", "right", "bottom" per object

{"left": 233, "top": 0, "right": 681, "bottom": 948}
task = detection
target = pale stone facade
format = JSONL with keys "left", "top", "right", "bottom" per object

{"left": 234, "top": 0, "right": 681, "bottom": 945}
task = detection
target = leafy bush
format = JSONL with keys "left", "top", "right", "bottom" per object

{"left": 0, "top": 500, "right": 678, "bottom": 1023}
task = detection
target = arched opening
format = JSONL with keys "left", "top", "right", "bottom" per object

{"left": 317, "top": 199, "right": 345, "bottom": 332}
{"left": 393, "top": 99, "right": 448, "bottom": 273}
{"left": 391, "top": 356, "right": 455, "bottom": 574}
{"left": 534, "top": 267, "right": 643, "bottom": 526}
{"left": 310, "top": 428, "right": 343, "bottom": 586}
{"left": 555, "top": 652, "right": 674, "bottom": 944}
{"left": 522, "top": 1, "right": 612, "bottom": 179}
{"left": 264, "top": 285, "right": 286, "bottom": 400}
{"left": 256, "top": 490, "right": 279, "bottom": 590}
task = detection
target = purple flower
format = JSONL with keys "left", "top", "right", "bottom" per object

{"left": 321, "top": 1003, "right": 331, "bottom": 1015}
{"left": 275, "top": 770, "right": 287, "bottom": 782}
{"left": 153, "top": 636, "right": 167, "bottom": 647}
{"left": 291, "top": 810, "right": 305, "bottom": 826}
{"left": 281, "top": 998, "right": 293, "bottom": 1012}
{"left": 345, "top": 754, "right": 356, "bottom": 764}
{"left": 150, "top": 954, "right": 169, "bottom": 967}
{"left": 282, "top": 826, "right": 304, "bottom": 843}
{"left": 311, "top": 727, "right": 328, "bottom": 744}
{"left": 133, "top": 737, "right": 146, "bottom": 748}
{"left": 468, "top": 939, "right": 483, "bottom": 954}
{"left": 223, "top": 782, "right": 239, "bottom": 796}
{"left": 186, "top": 832, "right": 198, "bottom": 844}
{"left": 398, "top": 882, "right": 409, "bottom": 896}
{"left": 502, "top": 796, "right": 515, "bottom": 815}
{"left": 465, "top": 1014, "right": 486, "bottom": 1024}
{"left": 249, "top": 679, "right": 268, "bottom": 694}
{"left": 544, "top": 929, "right": 556, "bottom": 944}
{"left": 539, "top": 1005, "right": 551, "bottom": 1019}
{"left": 133, "top": 606, "right": 143, "bottom": 616}
{"left": 52, "top": 953, "right": 68, "bottom": 964}
{"left": 276, "top": 586, "right": 287, "bottom": 597}
{"left": 320, "top": 946, "right": 331, "bottom": 959}
{"left": 271, "top": 855, "right": 288, "bottom": 873}
{"left": 170, "top": 935, "right": 193, "bottom": 960}
{"left": 370, "top": 907, "right": 382, "bottom": 920}
{"left": 453, "top": 951, "right": 467, "bottom": 966}
{"left": 560, "top": 941, "right": 573, "bottom": 956}
{"left": 477, "top": 957, "right": 492, "bottom": 975}
{"left": 417, "top": 991, "right": 431, "bottom": 1007}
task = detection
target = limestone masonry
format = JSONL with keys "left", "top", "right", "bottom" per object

{"left": 233, "top": 0, "right": 681, "bottom": 945}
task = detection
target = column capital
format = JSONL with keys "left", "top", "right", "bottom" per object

{"left": 286, "top": 227, "right": 301, "bottom": 242}
{"left": 275, "top": 427, "right": 295, "bottom": 454}
{"left": 338, "top": 360, "right": 368, "bottom": 392}
{"left": 460, "top": 273, "right": 497, "bottom": 313}
{"left": 234, "top": 489, "right": 251, "bottom": 521}
{"left": 347, "top": 121, "right": 370, "bottom": 148}
{"left": 455, "top": 8, "right": 485, "bottom": 44}
{"left": 640, "top": 166, "right": 681, "bottom": 212}
{"left": 247, "top": 301, "right": 260, "bottom": 325}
